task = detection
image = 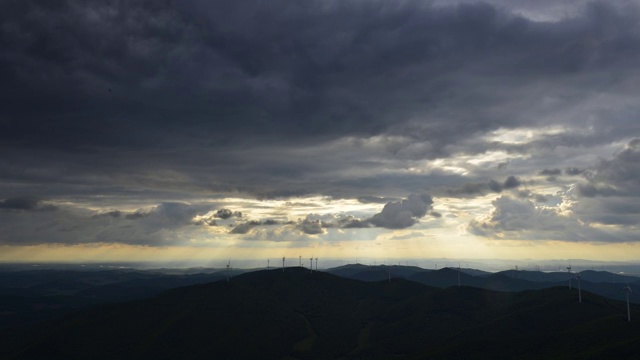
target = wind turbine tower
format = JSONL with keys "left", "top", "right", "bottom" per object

{"left": 576, "top": 272, "right": 582, "bottom": 303}
{"left": 226, "top": 260, "right": 230, "bottom": 282}
{"left": 299, "top": 255, "right": 301, "bottom": 267}
{"left": 267, "top": 259, "right": 270, "bottom": 269}
{"left": 457, "top": 263, "right": 461, "bottom": 287}
{"left": 282, "top": 257, "right": 285, "bottom": 272}
{"left": 625, "top": 284, "right": 632, "bottom": 322}
{"left": 315, "top": 257, "right": 318, "bottom": 271}
{"left": 310, "top": 257, "right": 313, "bottom": 273}
{"left": 567, "top": 263, "right": 572, "bottom": 289}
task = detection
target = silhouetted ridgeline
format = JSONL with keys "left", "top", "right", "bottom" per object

{"left": 0, "top": 268, "right": 232, "bottom": 328}
{"left": 1, "top": 267, "right": 639, "bottom": 359}
{"left": 327, "top": 264, "right": 640, "bottom": 304}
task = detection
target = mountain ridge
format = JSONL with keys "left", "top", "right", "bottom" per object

{"left": 2, "top": 267, "right": 639, "bottom": 359}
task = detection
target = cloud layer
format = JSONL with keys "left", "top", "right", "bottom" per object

{"left": 1, "top": 1, "right": 640, "bottom": 252}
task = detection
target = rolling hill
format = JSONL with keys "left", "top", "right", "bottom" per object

{"left": 328, "top": 265, "right": 640, "bottom": 305}
{"left": 1, "top": 267, "right": 638, "bottom": 359}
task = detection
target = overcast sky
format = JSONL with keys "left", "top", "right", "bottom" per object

{"left": 2, "top": 0, "right": 640, "bottom": 265}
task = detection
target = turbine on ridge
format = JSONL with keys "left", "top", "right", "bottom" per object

{"left": 624, "top": 283, "right": 632, "bottom": 322}
{"left": 576, "top": 272, "right": 582, "bottom": 303}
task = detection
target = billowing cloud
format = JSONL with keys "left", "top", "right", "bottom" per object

{"left": 369, "top": 194, "right": 433, "bottom": 229}
{"left": 297, "top": 219, "right": 325, "bottom": 235}
{"left": 469, "top": 196, "right": 566, "bottom": 234}
{"left": 469, "top": 194, "right": 638, "bottom": 243}
{"left": 225, "top": 194, "right": 435, "bottom": 237}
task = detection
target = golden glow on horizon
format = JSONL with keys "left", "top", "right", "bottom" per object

{"left": 2, "top": 238, "right": 639, "bottom": 263}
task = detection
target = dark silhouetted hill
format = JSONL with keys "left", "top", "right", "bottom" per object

{"left": 1, "top": 267, "right": 639, "bottom": 360}
{"left": 0, "top": 269, "right": 232, "bottom": 328}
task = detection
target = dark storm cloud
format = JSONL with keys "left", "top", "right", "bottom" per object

{"left": 566, "top": 167, "right": 586, "bottom": 176}
{"left": 2, "top": 1, "right": 639, "bottom": 184}
{"left": 0, "top": 196, "right": 57, "bottom": 211}
{"left": 576, "top": 183, "right": 618, "bottom": 197}
{"left": 447, "top": 176, "right": 522, "bottom": 197}
{"left": 503, "top": 176, "right": 521, "bottom": 189}
{"left": 540, "top": 169, "right": 562, "bottom": 176}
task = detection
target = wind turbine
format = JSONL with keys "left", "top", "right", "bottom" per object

{"left": 309, "top": 257, "right": 313, "bottom": 273}
{"left": 624, "top": 284, "right": 632, "bottom": 322}
{"left": 315, "top": 257, "right": 318, "bottom": 271}
{"left": 267, "top": 259, "right": 270, "bottom": 269}
{"left": 457, "top": 263, "right": 461, "bottom": 287}
{"left": 576, "top": 272, "right": 582, "bottom": 303}
{"left": 226, "top": 260, "right": 231, "bottom": 282}
{"left": 299, "top": 255, "right": 301, "bottom": 267}
{"left": 567, "top": 262, "right": 572, "bottom": 290}
{"left": 282, "top": 257, "right": 285, "bottom": 272}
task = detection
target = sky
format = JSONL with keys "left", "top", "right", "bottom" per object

{"left": 2, "top": 0, "right": 640, "bottom": 266}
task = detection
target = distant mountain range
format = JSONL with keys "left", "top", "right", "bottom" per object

{"left": 1, "top": 267, "right": 638, "bottom": 359}
{"left": 326, "top": 264, "right": 640, "bottom": 304}
{"left": 1, "top": 264, "right": 638, "bottom": 331}
{"left": 0, "top": 268, "right": 234, "bottom": 328}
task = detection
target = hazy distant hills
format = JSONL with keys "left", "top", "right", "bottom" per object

{"left": 1, "top": 268, "right": 638, "bottom": 360}
{"left": 1, "top": 264, "right": 638, "bottom": 332}
{"left": 0, "top": 269, "right": 234, "bottom": 328}
{"left": 326, "top": 265, "right": 640, "bottom": 304}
